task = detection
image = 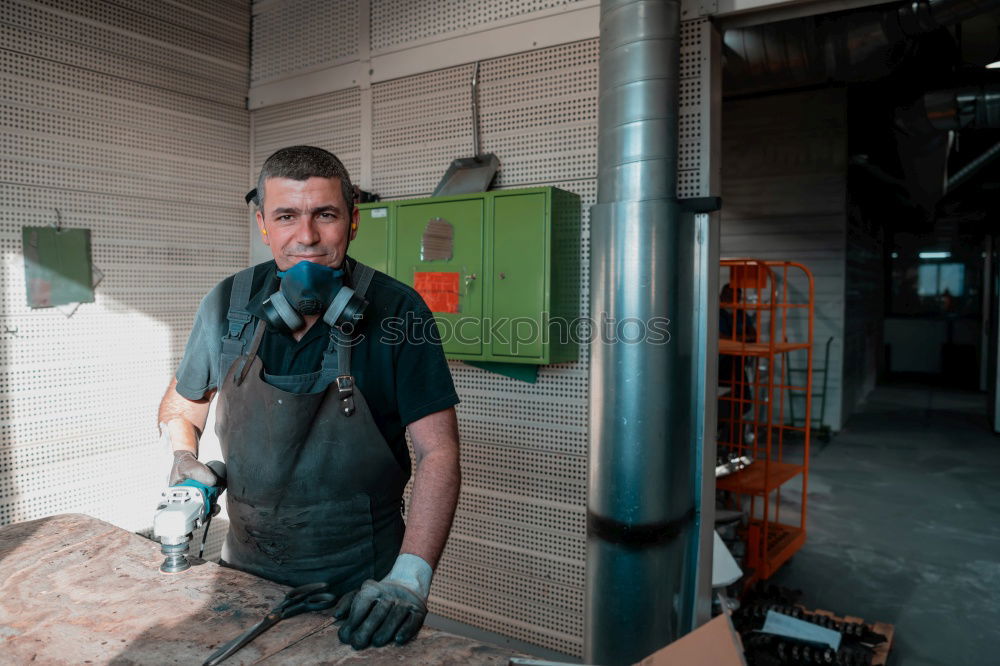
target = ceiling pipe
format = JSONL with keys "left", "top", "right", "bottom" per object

{"left": 723, "top": 0, "right": 1000, "bottom": 93}
{"left": 894, "top": 81, "right": 1000, "bottom": 209}
{"left": 923, "top": 82, "right": 1000, "bottom": 194}
{"left": 947, "top": 140, "right": 1000, "bottom": 192}
{"left": 899, "top": 0, "right": 1000, "bottom": 32}
{"left": 587, "top": 0, "right": 697, "bottom": 664}
{"left": 925, "top": 81, "right": 1000, "bottom": 130}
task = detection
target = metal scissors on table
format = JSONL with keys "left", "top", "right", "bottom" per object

{"left": 203, "top": 581, "right": 337, "bottom": 666}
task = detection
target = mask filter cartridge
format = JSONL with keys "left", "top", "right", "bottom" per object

{"left": 261, "top": 261, "right": 367, "bottom": 333}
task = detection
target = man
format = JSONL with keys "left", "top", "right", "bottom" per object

{"left": 157, "top": 146, "right": 460, "bottom": 650}
{"left": 718, "top": 283, "right": 757, "bottom": 449}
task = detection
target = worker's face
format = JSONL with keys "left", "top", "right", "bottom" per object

{"left": 256, "top": 177, "right": 359, "bottom": 272}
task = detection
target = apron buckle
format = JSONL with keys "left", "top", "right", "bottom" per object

{"left": 336, "top": 375, "right": 355, "bottom": 417}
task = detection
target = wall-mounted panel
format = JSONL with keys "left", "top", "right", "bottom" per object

{"left": 4, "top": 0, "right": 247, "bottom": 105}
{"left": 247, "top": 9, "right": 716, "bottom": 658}
{"left": 372, "top": 65, "right": 478, "bottom": 197}
{"left": 0, "top": 0, "right": 250, "bottom": 550}
{"left": 480, "top": 40, "right": 599, "bottom": 189}
{"left": 368, "top": 39, "right": 596, "bottom": 658}
{"left": 395, "top": 197, "right": 486, "bottom": 356}
{"left": 28, "top": 0, "right": 247, "bottom": 63}
{"left": 252, "top": 0, "right": 359, "bottom": 84}
{"left": 251, "top": 89, "right": 363, "bottom": 175}
{"left": 370, "top": 0, "right": 589, "bottom": 52}
{"left": 354, "top": 187, "right": 580, "bottom": 364}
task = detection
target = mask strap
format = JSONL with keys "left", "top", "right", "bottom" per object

{"left": 353, "top": 262, "right": 375, "bottom": 300}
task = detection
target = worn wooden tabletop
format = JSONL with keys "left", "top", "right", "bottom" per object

{"left": 0, "top": 514, "right": 516, "bottom": 665}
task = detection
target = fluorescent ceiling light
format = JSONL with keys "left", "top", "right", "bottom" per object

{"left": 919, "top": 251, "right": 951, "bottom": 259}
{"left": 988, "top": 61, "right": 1000, "bottom": 69}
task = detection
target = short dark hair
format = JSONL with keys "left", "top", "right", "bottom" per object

{"left": 256, "top": 146, "right": 354, "bottom": 214}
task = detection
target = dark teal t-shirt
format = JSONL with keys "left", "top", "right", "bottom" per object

{"left": 174, "top": 257, "right": 459, "bottom": 473}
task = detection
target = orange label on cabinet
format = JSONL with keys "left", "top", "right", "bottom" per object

{"left": 414, "top": 272, "right": 460, "bottom": 313}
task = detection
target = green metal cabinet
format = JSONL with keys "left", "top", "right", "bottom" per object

{"left": 396, "top": 197, "right": 485, "bottom": 357}
{"left": 351, "top": 205, "right": 392, "bottom": 275}
{"left": 353, "top": 187, "right": 580, "bottom": 365}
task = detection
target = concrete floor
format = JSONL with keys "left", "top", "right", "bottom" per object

{"left": 769, "top": 383, "right": 1000, "bottom": 666}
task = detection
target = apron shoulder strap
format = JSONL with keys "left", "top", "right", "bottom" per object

{"left": 352, "top": 260, "right": 376, "bottom": 300}
{"left": 219, "top": 265, "right": 256, "bottom": 376}
{"left": 320, "top": 260, "right": 378, "bottom": 415}
{"left": 335, "top": 260, "right": 378, "bottom": 374}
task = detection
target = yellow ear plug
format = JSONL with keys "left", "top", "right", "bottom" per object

{"left": 261, "top": 229, "right": 267, "bottom": 235}
{"left": 351, "top": 223, "right": 358, "bottom": 230}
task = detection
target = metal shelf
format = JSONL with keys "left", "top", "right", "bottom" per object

{"left": 718, "top": 339, "right": 811, "bottom": 356}
{"left": 717, "top": 259, "right": 814, "bottom": 586}
{"left": 716, "top": 461, "right": 803, "bottom": 495}
{"left": 750, "top": 521, "right": 806, "bottom": 580}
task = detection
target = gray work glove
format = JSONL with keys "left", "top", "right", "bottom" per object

{"left": 334, "top": 554, "right": 432, "bottom": 649}
{"left": 168, "top": 450, "right": 217, "bottom": 487}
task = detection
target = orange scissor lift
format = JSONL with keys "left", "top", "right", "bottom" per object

{"left": 716, "top": 259, "right": 814, "bottom": 584}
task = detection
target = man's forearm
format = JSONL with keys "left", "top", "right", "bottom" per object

{"left": 336, "top": 423, "right": 459, "bottom": 649}
{"left": 158, "top": 378, "right": 213, "bottom": 454}
{"left": 400, "top": 408, "right": 461, "bottom": 570}
{"left": 400, "top": 448, "right": 460, "bottom": 569}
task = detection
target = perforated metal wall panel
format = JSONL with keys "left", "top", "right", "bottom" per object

{"left": 246, "top": 6, "right": 716, "bottom": 653}
{"left": 252, "top": 0, "right": 359, "bottom": 84}
{"left": 425, "top": 42, "right": 598, "bottom": 647}
{"left": 678, "top": 18, "right": 714, "bottom": 199}
{"left": 370, "top": 0, "right": 590, "bottom": 52}
{"left": 1, "top": 0, "right": 250, "bottom": 556}
{"left": 5, "top": 0, "right": 247, "bottom": 107}
{"left": 250, "top": 36, "right": 598, "bottom": 656}
{"left": 251, "top": 89, "right": 363, "bottom": 177}
{"left": 371, "top": 64, "right": 483, "bottom": 196}
{"left": 3, "top": 0, "right": 720, "bottom": 653}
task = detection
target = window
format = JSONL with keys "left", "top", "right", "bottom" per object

{"left": 917, "top": 262, "right": 964, "bottom": 298}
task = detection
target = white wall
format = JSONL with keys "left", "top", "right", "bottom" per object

{"left": 1, "top": 0, "right": 250, "bottom": 530}
{"left": 720, "top": 88, "right": 848, "bottom": 430}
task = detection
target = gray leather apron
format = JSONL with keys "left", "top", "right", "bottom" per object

{"left": 213, "top": 262, "right": 407, "bottom": 593}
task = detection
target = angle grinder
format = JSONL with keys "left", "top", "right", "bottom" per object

{"left": 152, "top": 460, "right": 227, "bottom": 574}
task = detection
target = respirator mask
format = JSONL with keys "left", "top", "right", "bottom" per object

{"left": 260, "top": 260, "right": 367, "bottom": 333}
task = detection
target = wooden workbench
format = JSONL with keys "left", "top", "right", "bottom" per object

{"left": 0, "top": 514, "right": 517, "bottom": 665}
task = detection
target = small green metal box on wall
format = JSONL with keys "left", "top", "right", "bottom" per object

{"left": 354, "top": 187, "right": 580, "bottom": 365}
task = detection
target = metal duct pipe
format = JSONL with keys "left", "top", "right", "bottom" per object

{"left": 926, "top": 82, "right": 1000, "bottom": 130}
{"left": 894, "top": 0, "right": 1000, "bottom": 34}
{"left": 595, "top": 0, "right": 679, "bottom": 202}
{"left": 723, "top": 0, "right": 1000, "bottom": 93}
{"left": 948, "top": 140, "right": 1000, "bottom": 192}
{"left": 892, "top": 81, "right": 1000, "bottom": 208}
{"left": 587, "top": 1, "right": 695, "bottom": 664}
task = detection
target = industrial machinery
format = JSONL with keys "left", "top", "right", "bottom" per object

{"left": 152, "top": 461, "right": 227, "bottom": 574}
